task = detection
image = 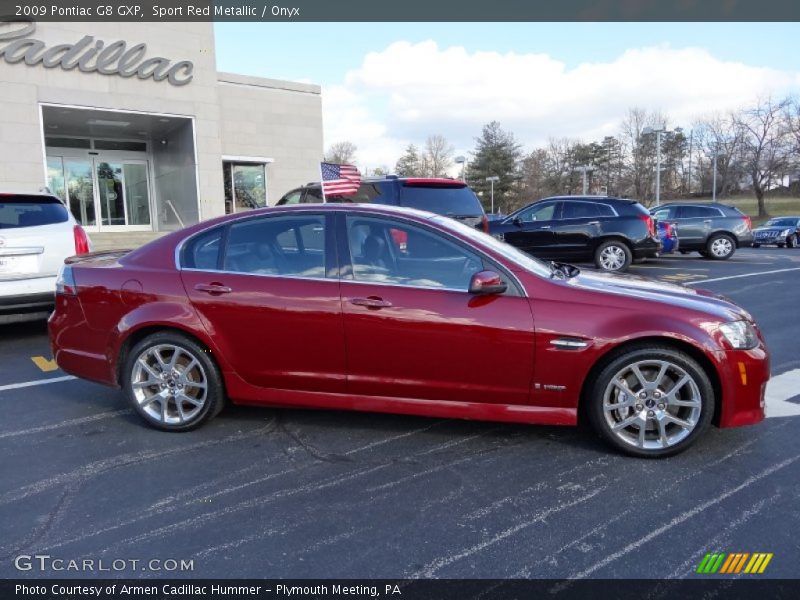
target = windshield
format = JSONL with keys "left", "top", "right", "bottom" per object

{"left": 399, "top": 185, "right": 484, "bottom": 217}
{"left": 0, "top": 195, "right": 69, "bottom": 229}
{"left": 765, "top": 218, "right": 798, "bottom": 227}
{"left": 430, "top": 215, "right": 552, "bottom": 278}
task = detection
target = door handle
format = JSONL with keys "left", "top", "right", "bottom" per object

{"left": 539, "top": 225, "right": 551, "bottom": 229}
{"left": 194, "top": 283, "right": 232, "bottom": 295}
{"left": 350, "top": 296, "right": 392, "bottom": 309}
{"left": 587, "top": 221, "right": 600, "bottom": 225}
{"left": 703, "top": 219, "right": 712, "bottom": 223}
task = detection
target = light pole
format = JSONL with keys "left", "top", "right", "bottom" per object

{"left": 643, "top": 126, "right": 667, "bottom": 206}
{"left": 455, "top": 155, "right": 466, "bottom": 180}
{"left": 575, "top": 165, "right": 593, "bottom": 195}
{"left": 485, "top": 176, "right": 499, "bottom": 214}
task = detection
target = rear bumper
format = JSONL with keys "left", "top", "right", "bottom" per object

{"left": 737, "top": 232, "right": 754, "bottom": 247}
{"left": 633, "top": 237, "right": 662, "bottom": 259}
{"left": 0, "top": 276, "right": 56, "bottom": 313}
{"left": 715, "top": 346, "right": 769, "bottom": 428}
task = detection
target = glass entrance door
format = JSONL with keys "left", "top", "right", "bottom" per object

{"left": 47, "top": 153, "right": 153, "bottom": 231}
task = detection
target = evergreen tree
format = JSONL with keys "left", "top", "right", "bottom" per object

{"left": 466, "top": 121, "right": 522, "bottom": 213}
{"left": 395, "top": 144, "right": 423, "bottom": 176}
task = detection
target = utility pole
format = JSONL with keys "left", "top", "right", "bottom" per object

{"left": 687, "top": 129, "right": 693, "bottom": 195}
{"left": 485, "top": 176, "right": 499, "bottom": 214}
{"left": 575, "top": 165, "right": 593, "bottom": 195}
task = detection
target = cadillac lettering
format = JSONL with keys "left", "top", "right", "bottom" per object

{"left": 0, "top": 20, "right": 194, "bottom": 86}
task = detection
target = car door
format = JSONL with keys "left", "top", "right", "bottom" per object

{"left": 673, "top": 205, "right": 719, "bottom": 248}
{"left": 338, "top": 213, "right": 535, "bottom": 406}
{"left": 552, "top": 201, "right": 609, "bottom": 259}
{"left": 502, "top": 201, "right": 561, "bottom": 258}
{"left": 179, "top": 213, "right": 347, "bottom": 393}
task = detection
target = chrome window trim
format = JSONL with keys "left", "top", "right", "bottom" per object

{"left": 174, "top": 208, "right": 528, "bottom": 297}
{"left": 179, "top": 266, "right": 335, "bottom": 284}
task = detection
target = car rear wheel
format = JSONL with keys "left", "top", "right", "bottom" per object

{"left": 706, "top": 234, "right": 735, "bottom": 260}
{"left": 587, "top": 346, "right": 714, "bottom": 458}
{"left": 124, "top": 332, "right": 224, "bottom": 431}
{"left": 594, "top": 241, "right": 632, "bottom": 272}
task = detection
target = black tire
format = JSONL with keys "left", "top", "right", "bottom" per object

{"left": 705, "top": 233, "right": 736, "bottom": 260}
{"left": 789, "top": 235, "right": 797, "bottom": 249}
{"left": 752, "top": 243, "right": 761, "bottom": 248}
{"left": 123, "top": 331, "right": 225, "bottom": 431}
{"left": 586, "top": 345, "right": 714, "bottom": 458}
{"left": 594, "top": 240, "right": 633, "bottom": 272}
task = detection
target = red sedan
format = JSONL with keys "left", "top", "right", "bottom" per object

{"left": 48, "top": 204, "right": 769, "bottom": 457}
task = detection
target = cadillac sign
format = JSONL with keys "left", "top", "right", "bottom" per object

{"left": 0, "top": 20, "right": 194, "bottom": 86}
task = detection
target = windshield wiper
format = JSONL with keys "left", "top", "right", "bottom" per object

{"left": 549, "top": 261, "right": 580, "bottom": 279}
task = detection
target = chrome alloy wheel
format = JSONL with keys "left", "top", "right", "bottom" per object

{"left": 598, "top": 244, "right": 626, "bottom": 271}
{"left": 602, "top": 359, "right": 702, "bottom": 450}
{"left": 131, "top": 344, "right": 208, "bottom": 425}
{"left": 710, "top": 236, "right": 733, "bottom": 258}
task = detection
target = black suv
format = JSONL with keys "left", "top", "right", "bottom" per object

{"left": 650, "top": 203, "right": 753, "bottom": 260}
{"left": 488, "top": 196, "right": 661, "bottom": 272}
{"left": 277, "top": 176, "right": 488, "bottom": 232}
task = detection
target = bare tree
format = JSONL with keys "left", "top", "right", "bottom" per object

{"left": 734, "top": 97, "right": 794, "bottom": 217}
{"left": 693, "top": 112, "right": 745, "bottom": 199}
{"left": 422, "top": 135, "right": 454, "bottom": 177}
{"left": 324, "top": 141, "right": 357, "bottom": 164}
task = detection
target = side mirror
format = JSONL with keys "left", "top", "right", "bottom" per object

{"left": 512, "top": 216, "right": 523, "bottom": 227}
{"left": 468, "top": 270, "right": 507, "bottom": 295}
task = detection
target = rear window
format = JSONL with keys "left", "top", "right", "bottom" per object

{"left": 0, "top": 194, "right": 69, "bottom": 229}
{"left": 398, "top": 185, "right": 484, "bottom": 217}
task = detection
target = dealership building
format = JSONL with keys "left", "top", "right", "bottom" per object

{"left": 0, "top": 20, "right": 323, "bottom": 247}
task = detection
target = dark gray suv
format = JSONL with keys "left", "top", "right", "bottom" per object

{"left": 651, "top": 203, "right": 754, "bottom": 260}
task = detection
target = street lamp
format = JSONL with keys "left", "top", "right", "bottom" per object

{"left": 712, "top": 150, "right": 725, "bottom": 203}
{"left": 485, "top": 176, "right": 500, "bottom": 214}
{"left": 454, "top": 155, "right": 466, "bottom": 180}
{"left": 642, "top": 126, "right": 668, "bottom": 206}
{"left": 575, "top": 165, "right": 593, "bottom": 195}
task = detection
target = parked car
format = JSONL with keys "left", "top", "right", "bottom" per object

{"left": 751, "top": 216, "right": 800, "bottom": 248}
{"left": 278, "top": 176, "right": 489, "bottom": 232}
{"left": 49, "top": 204, "right": 768, "bottom": 458}
{"left": 488, "top": 196, "right": 661, "bottom": 273}
{"left": 650, "top": 203, "right": 753, "bottom": 260}
{"left": 657, "top": 220, "right": 679, "bottom": 254}
{"left": 1, "top": 192, "right": 91, "bottom": 314}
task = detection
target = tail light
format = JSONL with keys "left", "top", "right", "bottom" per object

{"left": 55, "top": 264, "right": 77, "bottom": 296}
{"left": 639, "top": 214, "right": 655, "bottom": 237}
{"left": 73, "top": 225, "right": 90, "bottom": 255}
{"left": 742, "top": 215, "right": 752, "bottom": 231}
{"left": 662, "top": 222, "right": 672, "bottom": 237}
{"left": 481, "top": 215, "right": 489, "bottom": 233}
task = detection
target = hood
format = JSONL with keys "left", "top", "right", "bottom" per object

{"left": 568, "top": 269, "right": 751, "bottom": 322}
{"left": 754, "top": 226, "right": 793, "bottom": 233}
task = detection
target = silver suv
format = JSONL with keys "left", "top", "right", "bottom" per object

{"left": 651, "top": 203, "right": 753, "bottom": 260}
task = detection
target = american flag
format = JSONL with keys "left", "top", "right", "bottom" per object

{"left": 320, "top": 162, "right": 361, "bottom": 197}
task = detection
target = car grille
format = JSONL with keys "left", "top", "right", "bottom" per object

{"left": 755, "top": 232, "right": 778, "bottom": 239}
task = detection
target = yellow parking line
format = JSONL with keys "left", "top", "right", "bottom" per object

{"left": 31, "top": 356, "right": 59, "bottom": 372}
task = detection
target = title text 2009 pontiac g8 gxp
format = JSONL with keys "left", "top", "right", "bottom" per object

{"left": 48, "top": 204, "right": 769, "bottom": 457}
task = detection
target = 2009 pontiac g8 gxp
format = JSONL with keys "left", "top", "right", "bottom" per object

{"left": 48, "top": 204, "right": 769, "bottom": 457}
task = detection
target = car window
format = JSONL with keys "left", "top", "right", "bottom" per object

{"left": 345, "top": 216, "right": 483, "bottom": 290}
{"left": 280, "top": 190, "right": 302, "bottom": 205}
{"left": 651, "top": 208, "right": 671, "bottom": 221}
{"left": 561, "top": 201, "right": 614, "bottom": 219}
{"left": 182, "top": 227, "right": 222, "bottom": 270}
{"left": 676, "top": 206, "right": 721, "bottom": 218}
{"left": 0, "top": 195, "right": 69, "bottom": 229}
{"left": 398, "top": 184, "right": 484, "bottom": 217}
{"left": 303, "top": 188, "right": 324, "bottom": 203}
{"left": 223, "top": 215, "right": 325, "bottom": 278}
{"left": 515, "top": 202, "right": 557, "bottom": 223}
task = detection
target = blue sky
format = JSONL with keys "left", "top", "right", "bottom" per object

{"left": 213, "top": 23, "right": 800, "bottom": 169}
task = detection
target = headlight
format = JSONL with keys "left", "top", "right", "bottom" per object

{"left": 781, "top": 228, "right": 792, "bottom": 236}
{"left": 718, "top": 321, "right": 758, "bottom": 350}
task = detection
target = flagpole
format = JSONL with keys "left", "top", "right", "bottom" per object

{"left": 319, "top": 162, "right": 327, "bottom": 203}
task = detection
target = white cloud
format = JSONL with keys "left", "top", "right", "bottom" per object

{"left": 322, "top": 40, "right": 800, "bottom": 172}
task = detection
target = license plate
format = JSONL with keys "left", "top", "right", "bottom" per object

{"left": 0, "top": 254, "right": 36, "bottom": 275}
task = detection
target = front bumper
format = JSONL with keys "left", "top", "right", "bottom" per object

{"left": 715, "top": 346, "right": 770, "bottom": 428}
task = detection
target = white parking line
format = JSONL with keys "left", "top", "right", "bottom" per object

{"left": 766, "top": 369, "right": 800, "bottom": 418}
{"left": 686, "top": 267, "right": 800, "bottom": 285}
{"left": 0, "top": 375, "right": 77, "bottom": 392}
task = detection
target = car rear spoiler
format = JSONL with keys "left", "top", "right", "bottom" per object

{"left": 65, "top": 249, "right": 133, "bottom": 264}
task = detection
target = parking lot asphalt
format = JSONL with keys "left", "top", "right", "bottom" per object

{"left": 1, "top": 248, "right": 799, "bottom": 581}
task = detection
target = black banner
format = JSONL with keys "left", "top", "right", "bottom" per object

{"left": 0, "top": 0, "right": 799, "bottom": 22}
{"left": 4, "top": 579, "right": 800, "bottom": 600}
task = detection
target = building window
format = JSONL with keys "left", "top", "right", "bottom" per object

{"left": 223, "top": 161, "right": 267, "bottom": 214}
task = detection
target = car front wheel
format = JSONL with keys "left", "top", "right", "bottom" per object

{"left": 706, "top": 234, "right": 736, "bottom": 260}
{"left": 587, "top": 346, "right": 714, "bottom": 458}
{"left": 124, "top": 332, "right": 225, "bottom": 431}
{"left": 787, "top": 235, "right": 796, "bottom": 248}
{"left": 594, "top": 241, "right": 632, "bottom": 272}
